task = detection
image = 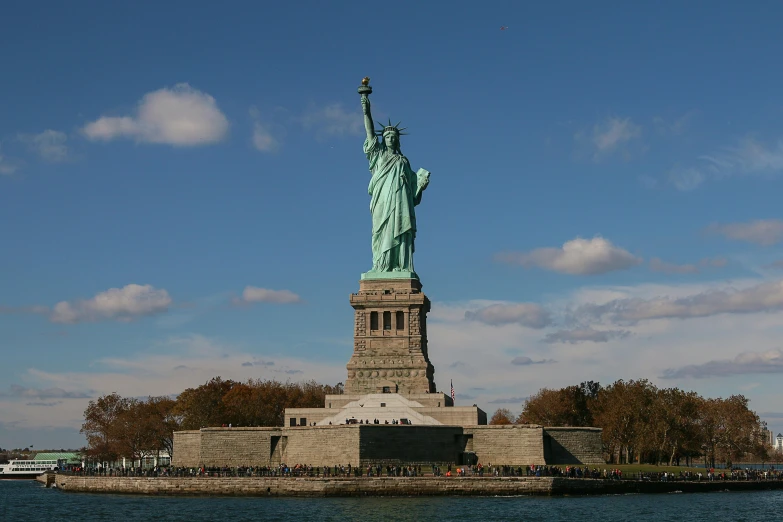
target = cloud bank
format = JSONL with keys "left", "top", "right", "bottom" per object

{"left": 663, "top": 349, "right": 783, "bottom": 378}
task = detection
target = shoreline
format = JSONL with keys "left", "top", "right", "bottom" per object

{"left": 47, "top": 475, "right": 783, "bottom": 497}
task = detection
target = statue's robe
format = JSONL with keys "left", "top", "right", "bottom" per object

{"left": 364, "top": 136, "right": 420, "bottom": 272}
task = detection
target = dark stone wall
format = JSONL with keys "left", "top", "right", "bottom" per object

{"left": 358, "top": 425, "right": 464, "bottom": 465}
{"left": 543, "top": 428, "right": 604, "bottom": 465}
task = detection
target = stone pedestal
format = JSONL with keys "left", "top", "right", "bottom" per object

{"left": 345, "top": 278, "right": 436, "bottom": 394}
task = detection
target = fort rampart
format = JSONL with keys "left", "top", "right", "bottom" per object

{"left": 173, "top": 424, "right": 604, "bottom": 468}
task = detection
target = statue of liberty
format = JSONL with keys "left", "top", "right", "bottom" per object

{"left": 358, "top": 78, "right": 430, "bottom": 279}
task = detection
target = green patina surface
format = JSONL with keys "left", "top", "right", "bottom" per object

{"left": 359, "top": 79, "right": 430, "bottom": 280}
{"left": 360, "top": 270, "right": 419, "bottom": 281}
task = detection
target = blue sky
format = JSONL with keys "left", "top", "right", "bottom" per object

{"left": 3, "top": 1, "right": 783, "bottom": 449}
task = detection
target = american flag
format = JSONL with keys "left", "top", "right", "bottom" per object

{"left": 450, "top": 379, "right": 455, "bottom": 404}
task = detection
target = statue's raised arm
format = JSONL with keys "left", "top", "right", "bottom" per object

{"left": 359, "top": 77, "right": 375, "bottom": 141}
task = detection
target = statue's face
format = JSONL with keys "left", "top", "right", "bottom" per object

{"left": 384, "top": 132, "right": 399, "bottom": 150}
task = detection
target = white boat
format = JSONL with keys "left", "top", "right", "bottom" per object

{"left": 0, "top": 459, "right": 60, "bottom": 479}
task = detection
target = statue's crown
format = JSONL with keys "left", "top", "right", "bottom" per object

{"left": 375, "top": 119, "right": 407, "bottom": 137}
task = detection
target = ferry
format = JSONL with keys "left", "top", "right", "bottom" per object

{"left": 0, "top": 459, "right": 61, "bottom": 479}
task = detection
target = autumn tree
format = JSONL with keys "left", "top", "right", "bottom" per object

{"left": 175, "top": 377, "right": 238, "bottom": 429}
{"left": 523, "top": 379, "right": 769, "bottom": 466}
{"left": 140, "top": 396, "right": 181, "bottom": 459}
{"left": 111, "top": 398, "right": 154, "bottom": 466}
{"left": 706, "top": 395, "right": 765, "bottom": 467}
{"left": 222, "top": 379, "right": 341, "bottom": 427}
{"left": 593, "top": 379, "right": 657, "bottom": 464}
{"left": 520, "top": 381, "right": 600, "bottom": 426}
{"left": 489, "top": 408, "right": 515, "bottom": 425}
{"left": 519, "top": 388, "right": 572, "bottom": 425}
{"left": 81, "top": 392, "right": 130, "bottom": 462}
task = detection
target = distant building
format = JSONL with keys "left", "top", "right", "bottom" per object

{"left": 33, "top": 452, "right": 81, "bottom": 466}
{"left": 775, "top": 433, "right": 783, "bottom": 452}
{"left": 762, "top": 428, "right": 774, "bottom": 447}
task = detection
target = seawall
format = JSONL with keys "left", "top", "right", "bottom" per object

{"left": 53, "top": 475, "right": 783, "bottom": 497}
{"left": 35, "top": 472, "right": 56, "bottom": 487}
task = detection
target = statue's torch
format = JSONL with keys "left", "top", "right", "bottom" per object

{"left": 358, "top": 77, "right": 372, "bottom": 96}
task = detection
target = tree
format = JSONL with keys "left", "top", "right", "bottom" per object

{"left": 111, "top": 398, "right": 152, "bottom": 467}
{"left": 222, "top": 379, "right": 342, "bottom": 427}
{"left": 519, "top": 388, "right": 572, "bottom": 425}
{"left": 141, "top": 396, "right": 181, "bottom": 459}
{"left": 81, "top": 392, "right": 130, "bottom": 462}
{"left": 710, "top": 395, "right": 764, "bottom": 466}
{"left": 489, "top": 408, "right": 514, "bottom": 425}
{"left": 593, "top": 379, "right": 656, "bottom": 464}
{"left": 519, "top": 381, "right": 600, "bottom": 426}
{"left": 175, "top": 377, "right": 238, "bottom": 429}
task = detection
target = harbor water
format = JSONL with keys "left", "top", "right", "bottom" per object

{"left": 1, "top": 480, "right": 782, "bottom": 521}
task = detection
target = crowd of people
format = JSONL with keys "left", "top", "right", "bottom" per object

{"left": 60, "top": 463, "right": 783, "bottom": 482}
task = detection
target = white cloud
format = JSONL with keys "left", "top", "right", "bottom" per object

{"left": 669, "top": 167, "right": 704, "bottom": 191}
{"left": 301, "top": 103, "right": 363, "bottom": 138}
{"left": 575, "top": 279, "right": 783, "bottom": 324}
{"left": 708, "top": 219, "right": 783, "bottom": 246}
{"left": 543, "top": 327, "right": 630, "bottom": 344}
{"left": 662, "top": 349, "right": 783, "bottom": 379}
{"left": 50, "top": 284, "right": 171, "bottom": 323}
{"left": 249, "top": 106, "right": 280, "bottom": 152}
{"left": 496, "top": 236, "right": 642, "bottom": 275}
{"left": 18, "top": 129, "right": 69, "bottom": 162}
{"left": 82, "top": 83, "right": 229, "bottom": 146}
{"left": 236, "top": 286, "right": 301, "bottom": 304}
{"left": 252, "top": 121, "right": 279, "bottom": 152}
{"left": 465, "top": 303, "right": 551, "bottom": 328}
{"left": 591, "top": 117, "right": 641, "bottom": 155}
